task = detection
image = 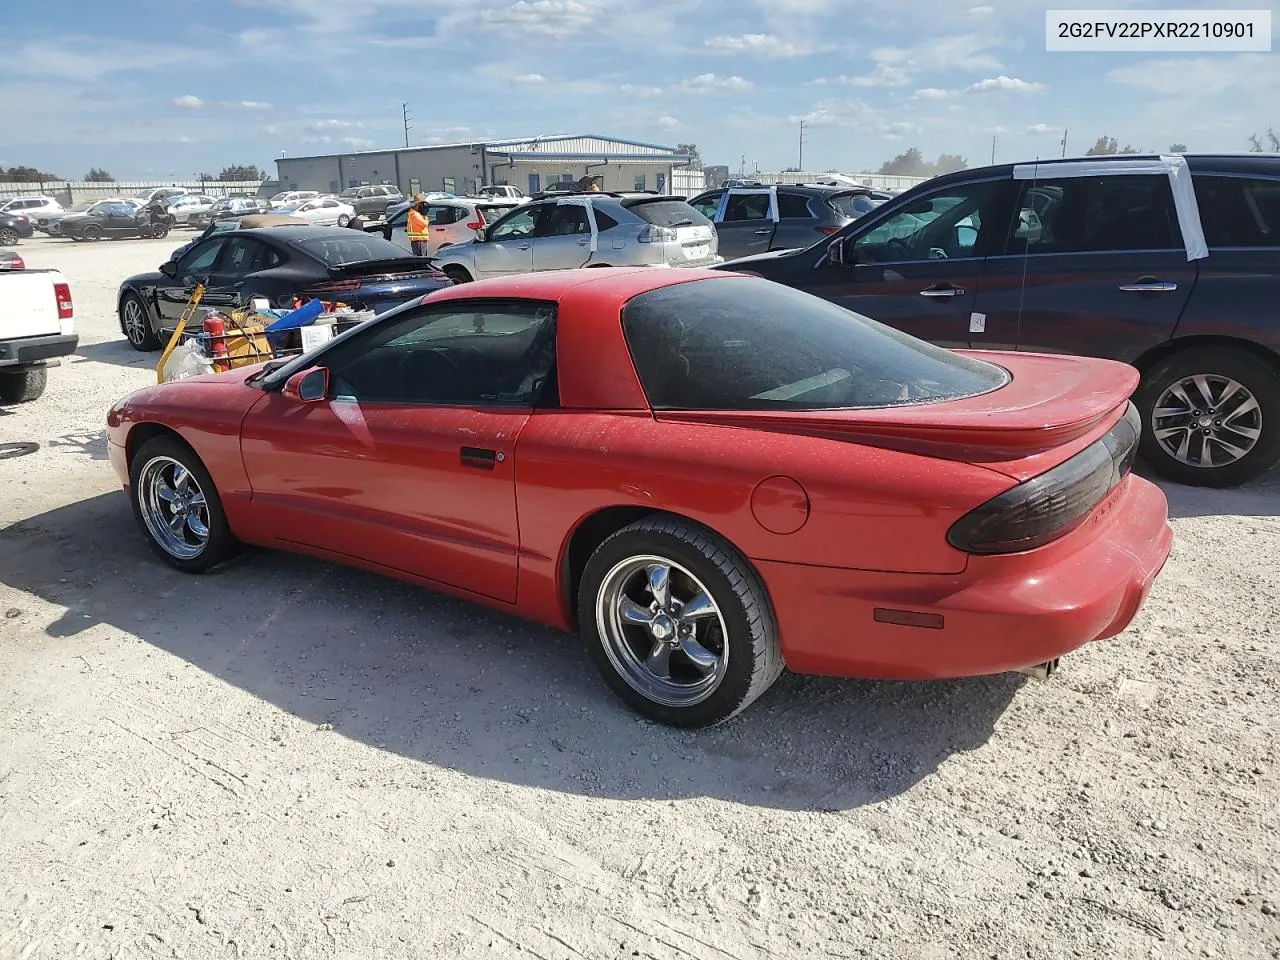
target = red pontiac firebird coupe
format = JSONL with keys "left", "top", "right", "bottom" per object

{"left": 106, "top": 268, "right": 1173, "bottom": 727}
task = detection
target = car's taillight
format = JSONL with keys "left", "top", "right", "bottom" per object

{"left": 946, "top": 403, "right": 1141, "bottom": 555}
{"left": 816, "top": 225, "right": 841, "bottom": 235}
{"left": 3, "top": 255, "right": 24, "bottom": 270}
{"left": 466, "top": 210, "right": 487, "bottom": 230}
{"left": 307, "top": 279, "right": 362, "bottom": 293}
{"left": 638, "top": 225, "right": 678, "bottom": 243}
{"left": 54, "top": 282, "right": 73, "bottom": 318}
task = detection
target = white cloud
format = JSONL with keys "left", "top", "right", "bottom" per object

{"left": 342, "top": 136, "right": 376, "bottom": 149}
{"left": 677, "top": 73, "right": 754, "bottom": 93}
{"left": 1025, "top": 123, "right": 1055, "bottom": 135}
{"left": 705, "top": 33, "right": 814, "bottom": 58}
{"left": 512, "top": 72, "right": 545, "bottom": 83}
{"left": 236, "top": 100, "right": 272, "bottom": 110}
{"left": 172, "top": 94, "right": 204, "bottom": 108}
{"left": 261, "top": 124, "right": 282, "bottom": 135}
{"left": 814, "top": 65, "right": 910, "bottom": 88}
{"left": 969, "top": 4, "right": 994, "bottom": 14}
{"left": 912, "top": 87, "right": 957, "bottom": 100}
{"left": 306, "top": 118, "right": 364, "bottom": 132}
{"left": 176, "top": 135, "right": 197, "bottom": 144}
{"left": 657, "top": 116, "right": 680, "bottom": 129}
{"left": 471, "top": 0, "right": 601, "bottom": 39}
{"left": 620, "top": 83, "right": 664, "bottom": 97}
{"left": 871, "top": 34, "right": 1001, "bottom": 72}
{"left": 966, "top": 75, "right": 1045, "bottom": 94}
{"left": 1107, "top": 54, "right": 1277, "bottom": 97}
{"left": 172, "top": 94, "right": 273, "bottom": 110}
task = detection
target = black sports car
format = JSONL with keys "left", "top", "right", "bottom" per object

{"left": 0, "top": 213, "right": 35, "bottom": 246}
{"left": 59, "top": 201, "right": 169, "bottom": 241}
{"left": 116, "top": 226, "right": 451, "bottom": 351}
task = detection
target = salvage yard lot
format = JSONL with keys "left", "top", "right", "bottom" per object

{"left": 1, "top": 235, "right": 1278, "bottom": 959}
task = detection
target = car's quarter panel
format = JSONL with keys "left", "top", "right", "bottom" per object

{"left": 1172, "top": 250, "right": 1280, "bottom": 354}
{"left": 239, "top": 397, "right": 529, "bottom": 603}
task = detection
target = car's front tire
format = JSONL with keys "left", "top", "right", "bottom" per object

{"left": 82, "top": 224, "right": 103, "bottom": 240}
{"left": 120, "top": 292, "right": 161, "bottom": 351}
{"left": 130, "top": 435, "right": 237, "bottom": 573}
{"left": 1135, "top": 346, "right": 1280, "bottom": 488}
{"left": 0, "top": 227, "right": 18, "bottom": 246}
{"left": 0, "top": 367, "right": 47, "bottom": 403}
{"left": 578, "top": 515, "right": 783, "bottom": 727}
{"left": 337, "top": 214, "right": 350, "bottom": 227}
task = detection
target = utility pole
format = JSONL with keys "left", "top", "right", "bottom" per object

{"left": 991, "top": 133, "right": 998, "bottom": 165}
{"left": 739, "top": 153, "right": 746, "bottom": 175}
{"left": 1060, "top": 128, "right": 1069, "bottom": 158}
{"left": 798, "top": 119, "right": 806, "bottom": 172}
{"left": 402, "top": 102, "right": 412, "bottom": 148}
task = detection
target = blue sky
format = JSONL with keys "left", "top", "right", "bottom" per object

{"left": 3, "top": 0, "right": 1277, "bottom": 180}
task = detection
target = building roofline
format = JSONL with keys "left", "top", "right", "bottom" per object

{"left": 277, "top": 133, "right": 681, "bottom": 165}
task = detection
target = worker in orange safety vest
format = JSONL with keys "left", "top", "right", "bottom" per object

{"left": 407, "top": 193, "right": 430, "bottom": 255}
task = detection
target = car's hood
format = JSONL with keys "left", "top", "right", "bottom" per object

{"left": 123, "top": 271, "right": 166, "bottom": 289}
{"left": 108, "top": 368, "right": 266, "bottom": 430}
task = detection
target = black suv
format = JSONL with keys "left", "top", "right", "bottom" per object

{"left": 719, "top": 155, "right": 1280, "bottom": 488}
{"left": 688, "top": 183, "right": 888, "bottom": 260}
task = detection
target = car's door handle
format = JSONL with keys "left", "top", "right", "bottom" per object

{"left": 517, "top": 243, "right": 531, "bottom": 250}
{"left": 919, "top": 285, "right": 965, "bottom": 298}
{"left": 752, "top": 228, "right": 772, "bottom": 235}
{"left": 460, "top": 446, "right": 497, "bottom": 470}
{"left": 1118, "top": 280, "right": 1177, "bottom": 292}
{"left": 577, "top": 238, "right": 590, "bottom": 246}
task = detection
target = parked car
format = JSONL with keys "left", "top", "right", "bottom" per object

{"left": 382, "top": 198, "right": 520, "bottom": 255}
{"left": 190, "top": 196, "right": 271, "bottom": 227}
{"left": 338, "top": 184, "right": 403, "bottom": 219}
{"left": 687, "top": 184, "right": 887, "bottom": 260}
{"left": 268, "top": 190, "right": 319, "bottom": 209}
{"left": 58, "top": 200, "right": 170, "bottom": 241}
{"left": 166, "top": 194, "right": 218, "bottom": 226}
{"left": 473, "top": 184, "right": 526, "bottom": 202}
{"left": 432, "top": 194, "right": 721, "bottom": 283}
{"left": 35, "top": 200, "right": 98, "bottom": 236}
{"left": 0, "top": 196, "right": 63, "bottom": 219}
{"left": 0, "top": 250, "right": 25, "bottom": 270}
{"left": 132, "top": 186, "right": 188, "bottom": 206}
{"left": 117, "top": 226, "right": 450, "bottom": 350}
{"left": 0, "top": 213, "right": 35, "bottom": 246}
{"left": 0, "top": 263, "right": 76, "bottom": 403}
{"left": 287, "top": 196, "right": 356, "bottom": 227}
{"left": 169, "top": 213, "right": 311, "bottom": 261}
{"left": 717, "top": 153, "right": 1280, "bottom": 488}
{"left": 105, "top": 269, "right": 1172, "bottom": 727}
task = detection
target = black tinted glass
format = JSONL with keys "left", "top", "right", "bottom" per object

{"left": 625, "top": 200, "right": 712, "bottom": 227}
{"left": 1193, "top": 175, "right": 1280, "bottom": 248}
{"left": 623, "top": 278, "right": 1008, "bottom": 410}
{"left": 777, "top": 193, "right": 814, "bottom": 219}
{"left": 292, "top": 234, "right": 413, "bottom": 265}
{"left": 1007, "top": 175, "right": 1181, "bottom": 254}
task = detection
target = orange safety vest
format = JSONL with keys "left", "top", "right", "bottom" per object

{"left": 407, "top": 208, "right": 430, "bottom": 242}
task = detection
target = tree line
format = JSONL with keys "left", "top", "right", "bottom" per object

{"left": 0, "top": 164, "right": 270, "bottom": 183}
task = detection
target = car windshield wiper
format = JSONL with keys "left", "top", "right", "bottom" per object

{"left": 246, "top": 358, "right": 291, "bottom": 387}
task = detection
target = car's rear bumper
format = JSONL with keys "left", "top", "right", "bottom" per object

{"left": 0, "top": 333, "right": 78, "bottom": 367}
{"left": 758, "top": 474, "right": 1173, "bottom": 680}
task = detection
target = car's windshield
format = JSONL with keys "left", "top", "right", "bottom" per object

{"left": 211, "top": 198, "right": 233, "bottom": 210}
{"left": 622, "top": 277, "right": 1008, "bottom": 410}
{"left": 291, "top": 234, "right": 416, "bottom": 266}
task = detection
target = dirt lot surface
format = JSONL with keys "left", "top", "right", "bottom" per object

{"left": 1, "top": 235, "right": 1277, "bottom": 960}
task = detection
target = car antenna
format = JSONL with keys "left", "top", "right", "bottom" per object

{"left": 1014, "top": 158, "right": 1039, "bottom": 349}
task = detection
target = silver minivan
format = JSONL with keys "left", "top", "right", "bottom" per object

{"left": 430, "top": 194, "right": 721, "bottom": 283}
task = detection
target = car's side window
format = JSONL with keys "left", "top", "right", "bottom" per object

{"left": 723, "top": 192, "right": 771, "bottom": 222}
{"left": 427, "top": 205, "right": 456, "bottom": 225}
{"left": 689, "top": 192, "right": 722, "bottom": 219}
{"left": 329, "top": 300, "right": 558, "bottom": 407}
{"left": 1193, "top": 175, "right": 1280, "bottom": 249}
{"left": 536, "top": 204, "right": 590, "bottom": 237}
{"left": 219, "top": 237, "right": 277, "bottom": 275}
{"left": 853, "top": 181, "right": 1005, "bottom": 263}
{"left": 777, "top": 193, "right": 813, "bottom": 219}
{"left": 1003, "top": 175, "right": 1182, "bottom": 255}
{"left": 489, "top": 206, "right": 541, "bottom": 240}
{"left": 178, "top": 239, "right": 225, "bottom": 280}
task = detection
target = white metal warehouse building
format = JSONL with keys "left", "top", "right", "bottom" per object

{"left": 274, "top": 134, "right": 699, "bottom": 197}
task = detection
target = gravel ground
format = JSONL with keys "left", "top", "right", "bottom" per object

{"left": 1, "top": 234, "right": 1277, "bottom": 960}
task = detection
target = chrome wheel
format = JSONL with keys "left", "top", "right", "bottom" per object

{"left": 137, "top": 456, "right": 211, "bottom": 560}
{"left": 1152, "top": 374, "right": 1262, "bottom": 469}
{"left": 595, "top": 555, "right": 728, "bottom": 707}
{"left": 122, "top": 297, "right": 147, "bottom": 344}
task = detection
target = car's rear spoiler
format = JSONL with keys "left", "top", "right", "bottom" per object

{"left": 329, "top": 257, "right": 440, "bottom": 277}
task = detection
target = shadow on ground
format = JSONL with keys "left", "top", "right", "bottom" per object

{"left": 0, "top": 492, "right": 1022, "bottom": 812}
{"left": 1143, "top": 464, "right": 1280, "bottom": 520}
{"left": 73, "top": 339, "right": 157, "bottom": 370}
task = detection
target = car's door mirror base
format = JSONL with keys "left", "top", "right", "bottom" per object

{"left": 159, "top": 260, "right": 178, "bottom": 278}
{"left": 282, "top": 367, "right": 329, "bottom": 403}
{"left": 827, "top": 237, "right": 853, "bottom": 266}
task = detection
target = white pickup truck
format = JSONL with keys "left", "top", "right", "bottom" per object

{"left": 0, "top": 265, "right": 77, "bottom": 403}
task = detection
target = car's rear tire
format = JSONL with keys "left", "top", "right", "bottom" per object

{"left": 130, "top": 435, "right": 238, "bottom": 573}
{"left": 151, "top": 223, "right": 170, "bottom": 239}
{"left": 1135, "top": 345, "right": 1280, "bottom": 487}
{"left": 120, "top": 292, "right": 161, "bottom": 351}
{"left": 0, "top": 367, "right": 47, "bottom": 403}
{"left": 578, "top": 515, "right": 784, "bottom": 728}
{"left": 443, "top": 266, "right": 472, "bottom": 284}
{"left": 0, "top": 227, "right": 18, "bottom": 246}
{"left": 336, "top": 214, "right": 351, "bottom": 227}
{"left": 82, "top": 224, "right": 103, "bottom": 240}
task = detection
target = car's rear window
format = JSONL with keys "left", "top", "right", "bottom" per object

{"left": 622, "top": 277, "right": 1008, "bottom": 410}
{"left": 292, "top": 234, "right": 415, "bottom": 266}
{"left": 622, "top": 199, "right": 712, "bottom": 228}
{"left": 828, "top": 192, "right": 880, "bottom": 218}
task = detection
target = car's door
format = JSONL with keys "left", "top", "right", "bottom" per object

{"left": 802, "top": 178, "right": 1014, "bottom": 348}
{"left": 426, "top": 203, "right": 460, "bottom": 255}
{"left": 531, "top": 203, "right": 593, "bottom": 271}
{"left": 154, "top": 237, "right": 228, "bottom": 326}
{"left": 104, "top": 203, "right": 140, "bottom": 236}
{"left": 473, "top": 204, "right": 542, "bottom": 278}
{"left": 713, "top": 189, "right": 777, "bottom": 260}
{"left": 385, "top": 205, "right": 411, "bottom": 251}
{"left": 239, "top": 298, "right": 559, "bottom": 602}
{"left": 971, "top": 173, "right": 1196, "bottom": 358}
{"left": 205, "top": 235, "right": 283, "bottom": 307}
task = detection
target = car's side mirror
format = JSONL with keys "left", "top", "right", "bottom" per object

{"left": 827, "top": 237, "right": 853, "bottom": 266}
{"left": 282, "top": 367, "right": 328, "bottom": 403}
{"left": 160, "top": 260, "right": 179, "bottom": 278}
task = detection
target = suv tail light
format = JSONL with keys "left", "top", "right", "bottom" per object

{"left": 2, "top": 254, "right": 24, "bottom": 270}
{"left": 638, "top": 225, "right": 678, "bottom": 243}
{"left": 816, "top": 225, "right": 841, "bottom": 235}
{"left": 466, "top": 210, "right": 487, "bottom": 231}
{"left": 947, "top": 403, "right": 1141, "bottom": 555}
{"left": 54, "top": 281, "right": 73, "bottom": 318}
